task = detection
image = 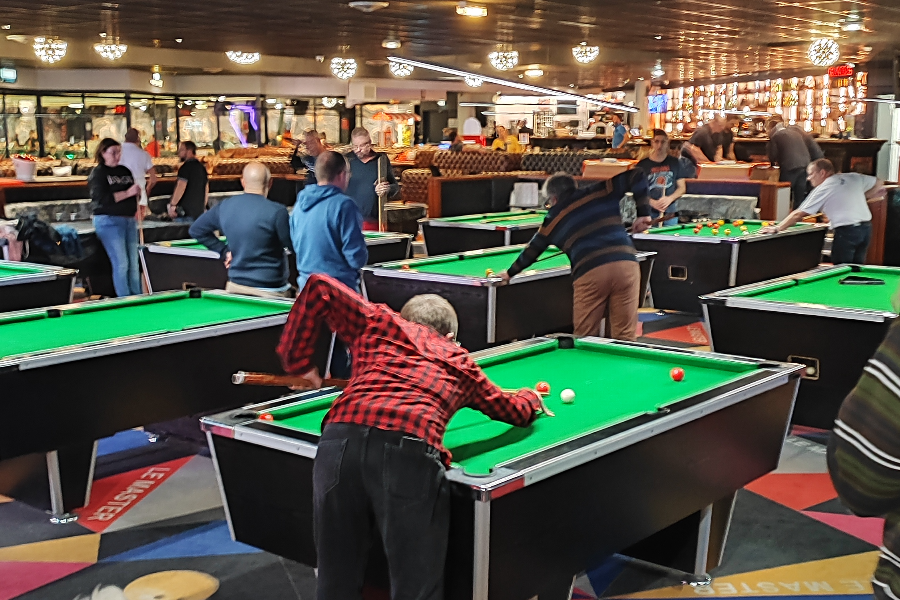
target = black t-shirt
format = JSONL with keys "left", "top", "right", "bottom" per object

{"left": 89, "top": 164, "right": 137, "bottom": 217}
{"left": 685, "top": 124, "right": 717, "bottom": 161}
{"left": 176, "top": 158, "right": 209, "bottom": 219}
{"left": 636, "top": 155, "right": 683, "bottom": 199}
{"left": 716, "top": 129, "right": 734, "bottom": 157}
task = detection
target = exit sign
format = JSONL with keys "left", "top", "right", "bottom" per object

{"left": 829, "top": 65, "right": 854, "bottom": 78}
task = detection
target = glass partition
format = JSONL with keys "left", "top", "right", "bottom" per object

{"left": 129, "top": 96, "right": 178, "bottom": 156}
{"left": 4, "top": 95, "right": 39, "bottom": 156}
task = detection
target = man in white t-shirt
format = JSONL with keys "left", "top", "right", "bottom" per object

{"left": 119, "top": 128, "right": 157, "bottom": 214}
{"left": 763, "top": 158, "right": 885, "bottom": 264}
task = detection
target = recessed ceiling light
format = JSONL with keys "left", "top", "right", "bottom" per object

{"left": 456, "top": 2, "right": 487, "bottom": 17}
{"left": 99, "top": 32, "right": 107, "bottom": 38}
{"left": 1, "top": 25, "right": 10, "bottom": 30}
{"left": 524, "top": 68, "right": 544, "bottom": 78}
{"left": 175, "top": 38, "right": 183, "bottom": 43}
{"left": 349, "top": 1, "right": 389, "bottom": 12}
{"left": 655, "top": 35, "right": 662, "bottom": 40}
{"left": 382, "top": 38, "right": 401, "bottom": 49}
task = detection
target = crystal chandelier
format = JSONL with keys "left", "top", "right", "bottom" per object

{"left": 572, "top": 42, "right": 599, "bottom": 65}
{"left": 33, "top": 36, "right": 67, "bottom": 64}
{"left": 226, "top": 51, "right": 261, "bottom": 65}
{"left": 808, "top": 38, "right": 840, "bottom": 67}
{"left": 488, "top": 50, "right": 518, "bottom": 71}
{"left": 389, "top": 61, "right": 413, "bottom": 77}
{"left": 464, "top": 75, "right": 483, "bottom": 87}
{"left": 331, "top": 57, "right": 357, "bottom": 79}
{"left": 322, "top": 97, "right": 338, "bottom": 108}
{"left": 94, "top": 39, "right": 127, "bottom": 61}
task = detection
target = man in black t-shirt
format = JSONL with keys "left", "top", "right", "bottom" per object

{"left": 168, "top": 141, "right": 209, "bottom": 222}
{"left": 636, "top": 129, "right": 686, "bottom": 226}
{"left": 682, "top": 116, "right": 726, "bottom": 165}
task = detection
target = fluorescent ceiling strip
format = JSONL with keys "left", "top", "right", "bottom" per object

{"left": 388, "top": 56, "right": 638, "bottom": 113}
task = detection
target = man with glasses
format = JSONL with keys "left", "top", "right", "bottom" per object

{"left": 346, "top": 127, "right": 399, "bottom": 230}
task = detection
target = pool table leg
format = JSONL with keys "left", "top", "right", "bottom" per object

{"left": 47, "top": 441, "right": 98, "bottom": 523}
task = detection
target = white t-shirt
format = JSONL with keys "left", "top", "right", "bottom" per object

{"left": 798, "top": 172, "right": 874, "bottom": 229}
{"left": 119, "top": 142, "right": 154, "bottom": 206}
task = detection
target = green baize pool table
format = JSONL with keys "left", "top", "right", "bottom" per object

{"left": 203, "top": 336, "right": 801, "bottom": 599}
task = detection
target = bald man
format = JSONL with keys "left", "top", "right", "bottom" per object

{"left": 190, "top": 161, "right": 293, "bottom": 297}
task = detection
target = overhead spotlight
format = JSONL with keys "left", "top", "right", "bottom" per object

{"left": 524, "top": 68, "right": 543, "bottom": 78}
{"left": 348, "top": 1, "right": 389, "bottom": 12}
{"left": 651, "top": 60, "right": 665, "bottom": 79}
{"left": 456, "top": 2, "right": 487, "bottom": 17}
{"left": 1, "top": 25, "right": 10, "bottom": 30}
{"left": 382, "top": 38, "right": 401, "bottom": 49}
{"left": 175, "top": 38, "right": 183, "bottom": 43}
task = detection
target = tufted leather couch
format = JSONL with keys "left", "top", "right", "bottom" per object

{"left": 520, "top": 151, "right": 607, "bottom": 175}
{"left": 400, "top": 150, "right": 523, "bottom": 204}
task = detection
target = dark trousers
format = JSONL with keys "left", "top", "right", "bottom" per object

{"left": 831, "top": 222, "right": 872, "bottom": 265}
{"left": 314, "top": 423, "right": 450, "bottom": 600}
{"left": 781, "top": 167, "right": 809, "bottom": 209}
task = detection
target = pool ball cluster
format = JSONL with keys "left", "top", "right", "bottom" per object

{"left": 533, "top": 368, "right": 685, "bottom": 408}
{"left": 687, "top": 219, "right": 773, "bottom": 237}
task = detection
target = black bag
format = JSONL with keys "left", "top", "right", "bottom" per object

{"left": 16, "top": 214, "right": 64, "bottom": 257}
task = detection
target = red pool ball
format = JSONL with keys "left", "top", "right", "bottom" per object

{"left": 670, "top": 368, "right": 685, "bottom": 382}
{"left": 259, "top": 413, "right": 274, "bottom": 421}
{"left": 535, "top": 381, "right": 550, "bottom": 393}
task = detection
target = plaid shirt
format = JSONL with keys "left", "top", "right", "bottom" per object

{"left": 277, "top": 274, "right": 541, "bottom": 466}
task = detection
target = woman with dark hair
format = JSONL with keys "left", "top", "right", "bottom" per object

{"left": 89, "top": 137, "right": 144, "bottom": 296}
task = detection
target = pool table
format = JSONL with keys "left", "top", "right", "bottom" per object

{"left": 420, "top": 210, "right": 546, "bottom": 256}
{"left": 202, "top": 336, "right": 801, "bottom": 600}
{"left": 633, "top": 220, "right": 828, "bottom": 313}
{"left": 0, "top": 290, "right": 293, "bottom": 519}
{"left": 139, "top": 231, "right": 413, "bottom": 293}
{"left": 696, "top": 162, "right": 779, "bottom": 182}
{"left": 361, "top": 245, "right": 656, "bottom": 351}
{"left": 701, "top": 264, "right": 900, "bottom": 429}
{"left": 0, "top": 260, "right": 77, "bottom": 312}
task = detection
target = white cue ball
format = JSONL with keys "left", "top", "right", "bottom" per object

{"left": 560, "top": 389, "right": 576, "bottom": 404}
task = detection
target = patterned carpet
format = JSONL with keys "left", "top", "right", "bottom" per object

{"left": 0, "top": 309, "right": 880, "bottom": 599}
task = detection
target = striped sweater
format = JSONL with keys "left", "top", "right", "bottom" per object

{"left": 506, "top": 170, "right": 650, "bottom": 281}
{"left": 828, "top": 319, "right": 900, "bottom": 599}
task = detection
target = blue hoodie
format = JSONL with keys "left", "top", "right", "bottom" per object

{"left": 290, "top": 184, "right": 368, "bottom": 290}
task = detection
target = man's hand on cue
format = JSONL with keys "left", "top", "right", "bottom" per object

{"left": 534, "top": 389, "right": 555, "bottom": 417}
{"left": 631, "top": 216, "right": 653, "bottom": 234}
{"left": 291, "top": 367, "right": 323, "bottom": 390}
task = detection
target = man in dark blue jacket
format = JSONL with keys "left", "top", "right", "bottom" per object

{"left": 189, "top": 161, "right": 292, "bottom": 298}
{"left": 290, "top": 150, "right": 369, "bottom": 378}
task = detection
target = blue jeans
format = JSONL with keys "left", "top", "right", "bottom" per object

{"left": 831, "top": 222, "right": 871, "bottom": 265}
{"left": 651, "top": 202, "right": 679, "bottom": 227}
{"left": 93, "top": 214, "right": 142, "bottom": 297}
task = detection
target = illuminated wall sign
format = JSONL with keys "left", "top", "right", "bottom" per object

{"left": 828, "top": 65, "right": 854, "bottom": 78}
{"left": 0, "top": 67, "right": 16, "bottom": 83}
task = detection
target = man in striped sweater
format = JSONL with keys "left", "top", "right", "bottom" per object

{"left": 500, "top": 171, "right": 652, "bottom": 341}
{"left": 828, "top": 318, "right": 900, "bottom": 599}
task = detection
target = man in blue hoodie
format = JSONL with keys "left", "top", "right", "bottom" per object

{"left": 290, "top": 150, "right": 368, "bottom": 377}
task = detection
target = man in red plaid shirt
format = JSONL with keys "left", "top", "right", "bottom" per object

{"left": 277, "top": 273, "right": 547, "bottom": 600}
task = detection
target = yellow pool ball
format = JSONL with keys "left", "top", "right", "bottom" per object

{"left": 711, "top": 229, "right": 719, "bottom": 235}
{"left": 761, "top": 221, "right": 769, "bottom": 227}
{"left": 724, "top": 229, "right": 731, "bottom": 235}
{"left": 734, "top": 220, "right": 744, "bottom": 226}
{"left": 740, "top": 225, "right": 748, "bottom": 231}
{"left": 717, "top": 220, "right": 725, "bottom": 226}
{"left": 485, "top": 269, "right": 494, "bottom": 277}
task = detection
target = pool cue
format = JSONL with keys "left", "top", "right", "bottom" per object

{"left": 377, "top": 155, "right": 386, "bottom": 232}
{"left": 626, "top": 212, "right": 677, "bottom": 233}
{"left": 232, "top": 371, "right": 349, "bottom": 389}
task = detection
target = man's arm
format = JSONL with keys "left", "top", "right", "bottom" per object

{"left": 339, "top": 202, "right": 369, "bottom": 270}
{"left": 275, "top": 206, "right": 292, "bottom": 251}
{"left": 766, "top": 138, "right": 779, "bottom": 166}
{"left": 805, "top": 134, "right": 824, "bottom": 160}
{"left": 457, "top": 362, "right": 541, "bottom": 427}
{"left": 188, "top": 204, "right": 227, "bottom": 256}
{"left": 828, "top": 321, "right": 900, "bottom": 517}
{"left": 169, "top": 179, "right": 187, "bottom": 207}
{"left": 683, "top": 142, "right": 710, "bottom": 164}
{"left": 770, "top": 208, "right": 810, "bottom": 232}
{"left": 865, "top": 177, "right": 887, "bottom": 200}
{"left": 277, "top": 274, "right": 374, "bottom": 375}
{"left": 502, "top": 230, "right": 550, "bottom": 280}
{"left": 146, "top": 167, "right": 158, "bottom": 196}
{"left": 204, "top": 182, "right": 210, "bottom": 209}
